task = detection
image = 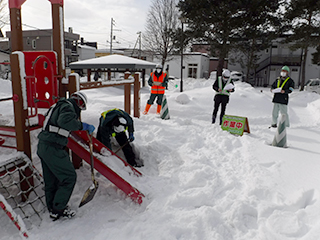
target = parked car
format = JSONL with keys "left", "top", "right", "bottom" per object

{"left": 305, "top": 78, "right": 320, "bottom": 94}
{"left": 230, "top": 71, "right": 243, "bottom": 81}
{"left": 168, "top": 76, "right": 178, "bottom": 81}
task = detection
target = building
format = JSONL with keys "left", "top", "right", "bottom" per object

{"left": 4, "top": 28, "right": 80, "bottom": 66}
{"left": 78, "top": 45, "right": 96, "bottom": 61}
{"left": 0, "top": 49, "right": 10, "bottom": 79}
{"left": 193, "top": 38, "right": 320, "bottom": 87}
{"left": 192, "top": 43, "right": 228, "bottom": 74}
{"left": 154, "top": 52, "right": 210, "bottom": 79}
{"left": 228, "top": 37, "right": 320, "bottom": 87}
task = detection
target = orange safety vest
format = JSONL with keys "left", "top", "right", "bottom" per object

{"left": 150, "top": 72, "right": 166, "bottom": 94}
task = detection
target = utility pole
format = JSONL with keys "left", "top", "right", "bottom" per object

{"left": 138, "top": 31, "right": 141, "bottom": 59}
{"left": 131, "top": 31, "right": 142, "bottom": 58}
{"left": 110, "top": 18, "right": 115, "bottom": 55}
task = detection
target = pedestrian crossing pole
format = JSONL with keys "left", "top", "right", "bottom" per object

{"left": 160, "top": 95, "right": 170, "bottom": 120}
{"left": 272, "top": 114, "right": 287, "bottom": 147}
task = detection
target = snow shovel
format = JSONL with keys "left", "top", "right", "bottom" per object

{"left": 113, "top": 140, "right": 130, "bottom": 155}
{"left": 79, "top": 132, "right": 99, "bottom": 207}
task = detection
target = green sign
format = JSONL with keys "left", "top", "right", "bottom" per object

{"left": 221, "top": 115, "right": 250, "bottom": 136}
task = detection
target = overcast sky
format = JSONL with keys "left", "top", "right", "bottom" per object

{"left": 3, "top": 0, "right": 151, "bottom": 49}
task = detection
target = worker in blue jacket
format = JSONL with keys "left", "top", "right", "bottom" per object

{"left": 96, "top": 108, "right": 141, "bottom": 167}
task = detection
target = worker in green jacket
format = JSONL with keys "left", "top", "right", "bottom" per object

{"left": 270, "top": 65, "right": 295, "bottom": 128}
{"left": 37, "top": 91, "right": 95, "bottom": 221}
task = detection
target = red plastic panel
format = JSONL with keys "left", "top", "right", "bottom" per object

{"left": 23, "top": 51, "right": 58, "bottom": 109}
{"left": 9, "top": 0, "right": 27, "bottom": 9}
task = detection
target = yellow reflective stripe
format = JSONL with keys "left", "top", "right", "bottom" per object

{"left": 277, "top": 77, "right": 290, "bottom": 89}
{"left": 218, "top": 77, "right": 231, "bottom": 95}
{"left": 101, "top": 108, "right": 121, "bottom": 119}
{"left": 112, "top": 127, "right": 128, "bottom": 137}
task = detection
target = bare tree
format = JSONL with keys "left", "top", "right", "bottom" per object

{"left": 0, "top": 0, "right": 8, "bottom": 30}
{"left": 143, "top": 0, "right": 180, "bottom": 66}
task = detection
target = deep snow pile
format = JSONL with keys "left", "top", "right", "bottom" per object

{"left": 1, "top": 77, "right": 320, "bottom": 240}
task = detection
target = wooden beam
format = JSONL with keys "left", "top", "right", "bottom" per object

{"left": 51, "top": 3, "right": 65, "bottom": 97}
{"left": 134, "top": 73, "right": 140, "bottom": 118}
{"left": 124, "top": 72, "right": 131, "bottom": 114}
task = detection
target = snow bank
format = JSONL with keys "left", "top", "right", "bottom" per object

{"left": 1, "top": 77, "right": 320, "bottom": 240}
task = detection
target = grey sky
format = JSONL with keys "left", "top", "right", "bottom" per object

{"left": 3, "top": 0, "right": 151, "bottom": 49}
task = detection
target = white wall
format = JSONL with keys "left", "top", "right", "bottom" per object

{"left": 78, "top": 45, "right": 96, "bottom": 61}
{"left": 155, "top": 53, "right": 210, "bottom": 79}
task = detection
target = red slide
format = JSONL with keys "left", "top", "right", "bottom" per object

{"left": 67, "top": 131, "right": 144, "bottom": 204}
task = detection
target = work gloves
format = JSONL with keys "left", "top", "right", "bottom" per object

{"left": 82, "top": 122, "right": 95, "bottom": 134}
{"left": 129, "top": 132, "right": 135, "bottom": 142}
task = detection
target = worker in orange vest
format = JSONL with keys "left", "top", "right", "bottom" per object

{"left": 143, "top": 64, "right": 168, "bottom": 114}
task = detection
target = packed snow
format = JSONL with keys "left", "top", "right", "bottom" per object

{"left": 1, "top": 76, "right": 320, "bottom": 240}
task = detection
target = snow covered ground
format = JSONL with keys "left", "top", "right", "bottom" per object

{"left": 1, "top": 76, "right": 320, "bottom": 240}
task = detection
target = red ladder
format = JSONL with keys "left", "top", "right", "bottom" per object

{"left": 67, "top": 131, "right": 144, "bottom": 204}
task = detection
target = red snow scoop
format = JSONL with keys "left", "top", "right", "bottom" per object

{"left": 79, "top": 132, "right": 99, "bottom": 207}
{"left": 0, "top": 137, "right": 5, "bottom": 146}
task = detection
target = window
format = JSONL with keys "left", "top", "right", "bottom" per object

{"left": 310, "top": 81, "right": 320, "bottom": 86}
{"left": 310, "top": 81, "right": 316, "bottom": 86}
{"left": 32, "top": 39, "right": 36, "bottom": 49}
{"left": 188, "top": 64, "right": 197, "bottom": 78}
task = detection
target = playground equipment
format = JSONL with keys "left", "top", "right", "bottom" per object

{"left": 0, "top": 153, "right": 46, "bottom": 238}
{"left": 68, "top": 131, "right": 144, "bottom": 205}
{"left": 1, "top": 0, "right": 146, "bottom": 237}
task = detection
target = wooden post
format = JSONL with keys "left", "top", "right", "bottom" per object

{"left": 9, "top": 3, "right": 33, "bottom": 201}
{"left": 10, "top": 8, "right": 30, "bottom": 157}
{"left": 134, "top": 73, "right": 140, "bottom": 118}
{"left": 51, "top": 1, "right": 66, "bottom": 98}
{"left": 10, "top": 54, "right": 31, "bottom": 157}
{"left": 142, "top": 69, "right": 146, "bottom": 87}
{"left": 68, "top": 74, "right": 82, "bottom": 168}
{"left": 68, "top": 74, "right": 78, "bottom": 93}
{"left": 108, "top": 69, "right": 111, "bottom": 80}
{"left": 87, "top": 69, "right": 91, "bottom": 82}
{"left": 124, "top": 72, "right": 131, "bottom": 114}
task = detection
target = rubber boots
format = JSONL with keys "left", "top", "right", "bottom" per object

{"left": 212, "top": 115, "right": 216, "bottom": 124}
{"left": 143, "top": 104, "right": 151, "bottom": 115}
{"left": 156, "top": 105, "right": 162, "bottom": 114}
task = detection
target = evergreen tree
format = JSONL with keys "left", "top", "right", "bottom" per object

{"left": 178, "top": 0, "right": 245, "bottom": 77}
{"left": 231, "top": 0, "right": 281, "bottom": 84}
{"left": 283, "top": 0, "right": 320, "bottom": 90}
{"left": 312, "top": 45, "right": 320, "bottom": 65}
{"left": 178, "top": 0, "right": 281, "bottom": 79}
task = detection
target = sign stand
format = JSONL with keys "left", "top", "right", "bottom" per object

{"left": 221, "top": 115, "right": 250, "bottom": 136}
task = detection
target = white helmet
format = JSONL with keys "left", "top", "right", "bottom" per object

{"left": 71, "top": 91, "right": 87, "bottom": 110}
{"left": 155, "top": 64, "right": 162, "bottom": 69}
{"left": 222, "top": 69, "right": 231, "bottom": 78}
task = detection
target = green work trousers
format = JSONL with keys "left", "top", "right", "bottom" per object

{"left": 37, "top": 141, "right": 77, "bottom": 211}
{"left": 147, "top": 93, "right": 164, "bottom": 106}
{"left": 272, "top": 103, "right": 290, "bottom": 127}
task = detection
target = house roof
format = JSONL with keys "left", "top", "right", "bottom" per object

{"left": 69, "top": 54, "right": 156, "bottom": 69}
